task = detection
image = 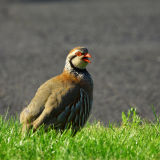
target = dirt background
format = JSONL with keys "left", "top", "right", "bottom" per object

{"left": 0, "top": 0, "right": 160, "bottom": 124}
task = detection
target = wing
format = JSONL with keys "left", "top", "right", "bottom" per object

{"left": 50, "top": 88, "right": 92, "bottom": 131}
{"left": 32, "top": 86, "right": 92, "bottom": 132}
{"left": 20, "top": 79, "right": 52, "bottom": 124}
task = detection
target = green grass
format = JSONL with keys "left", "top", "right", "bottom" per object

{"left": 0, "top": 108, "right": 160, "bottom": 160}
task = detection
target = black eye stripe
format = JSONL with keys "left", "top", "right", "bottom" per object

{"left": 69, "top": 55, "right": 77, "bottom": 69}
{"left": 71, "top": 55, "right": 77, "bottom": 60}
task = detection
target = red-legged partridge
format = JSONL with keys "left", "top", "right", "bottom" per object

{"left": 20, "top": 47, "right": 93, "bottom": 134}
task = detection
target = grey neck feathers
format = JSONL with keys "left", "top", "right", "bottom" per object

{"left": 64, "top": 58, "right": 91, "bottom": 80}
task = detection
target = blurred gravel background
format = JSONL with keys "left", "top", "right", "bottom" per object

{"left": 0, "top": 0, "right": 160, "bottom": 124}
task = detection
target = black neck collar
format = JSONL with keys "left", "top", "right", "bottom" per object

{"left": 69, "top": 56, "right": 87, "bottom": 73}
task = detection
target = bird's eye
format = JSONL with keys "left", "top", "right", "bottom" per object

{"left": 75, "top": 51, "right": 82, "bottom": 56}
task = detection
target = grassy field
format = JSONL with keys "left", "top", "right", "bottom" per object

{"left": 0, "top": 108, "right": 159, "bottom": 160}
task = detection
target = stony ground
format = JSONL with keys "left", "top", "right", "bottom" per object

{"left": 0, "top": 0, "right": 160, "bottom": 124}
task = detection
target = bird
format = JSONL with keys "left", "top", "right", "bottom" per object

{"left": 20, "top": 47, "right": 93, "bottom": 134}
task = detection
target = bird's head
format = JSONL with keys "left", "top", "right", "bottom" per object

{"left": 65, "top": 47, "right": 92, "bottom": 70}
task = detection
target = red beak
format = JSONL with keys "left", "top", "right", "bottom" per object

{"left": 83, "top": 53, "right": 92, "bottom": 63}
